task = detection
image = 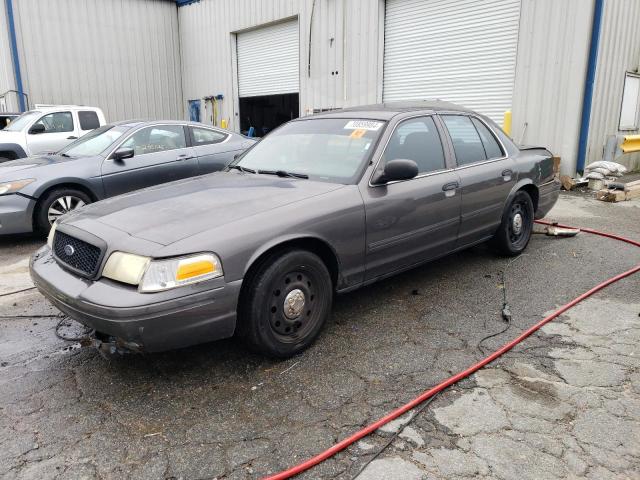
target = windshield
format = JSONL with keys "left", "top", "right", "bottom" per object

{"left": 58, "top": 125, "right": 129, "bottom": 157}
{"left": 236, "top": 118, "right": 386, "bottom": 183}
{"left": 3, "top": 111, "right": 41, "bottom": 132}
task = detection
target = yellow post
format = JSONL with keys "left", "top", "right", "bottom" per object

{"left": 503, "top": 110, "right": 512, "bottom": 136}
{"left": 621, "top": 134, "right": 640, "bottom": 153}
{"left": 220, "top": 118, "right": 228, "bottom": 129}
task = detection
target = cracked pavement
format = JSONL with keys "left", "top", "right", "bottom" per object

{"left": 0, "top": 193, "right": 638, "bottom": 479}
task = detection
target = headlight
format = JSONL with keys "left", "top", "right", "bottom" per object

{"left": 0, "top": 179, "right": 36, "bottom": 195}
{"left": 47, "top": 222, "right": 57, "bottom": 249}
{"left": 102, "top": 252, "right": 223, "bottom": 293}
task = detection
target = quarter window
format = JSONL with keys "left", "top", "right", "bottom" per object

{"left": 383, "top": 116, "right": 446, "bottom": 174}
{"left": 32, "top": 112, "right": 74, "bottom": 133}
{"left": 442, "top": 115, "right": 486, "bottom": 166}
{"left": 78, "top": 111, "right": 100, "bottom": 130}
{"left": 121, "top": 125, "right": 187, "bottom": 156}
{"left": 471, "top": 118, "right": 504, "bottom": 159}
{"left": 191, "top": 127, "right": 227, "bottom": 146}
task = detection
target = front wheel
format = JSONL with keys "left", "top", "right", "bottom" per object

{"left": 490, "top": 190, "right": 534, "bottom": 256}
{"left": 34, "top": 188, "right": 92, "bottom": 235}
{"left": 238, "top": 250, "right": 333, "bottom": 358}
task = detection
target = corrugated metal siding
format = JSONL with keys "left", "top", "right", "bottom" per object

{"left": 0, "top": 1, "right": 18, "bottom": 111}
{"left": 587, "top": 0, "right": 640, "bottom": 171}
{"left": 237, "top": 20, "right": 299, "bottom": 97}
{"left": 383, "top": 0, "right": 521, "bottom": 124}
{"left": 178, "top": 0, "right": 382, "bottom": 130}
{"left": 511, "top": 0, "right": 594, "bottom": 175}
{"left": 12, "top": 0, "right": 183, "bottom": 121}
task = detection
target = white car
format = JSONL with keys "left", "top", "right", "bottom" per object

{"left": 0, "top": 105, "right": 106, "bottom": 162}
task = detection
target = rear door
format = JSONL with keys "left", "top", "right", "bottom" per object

{"left": 77, "top": 110, "right": 102, "bottom": 138}
{"left": 188, "top": 126, "right": 238, "bottom": 174}
{"left": 361, "top": 115, "right": 462, "bottom": 280}
{"left": 439, "top": 114, "right": 516, "bottom": 247}
{"left": 101, "top": 124, "right": 198, "bottom": 197}
{"left": 26, "top": 111, "right": 77, "bottom": 154}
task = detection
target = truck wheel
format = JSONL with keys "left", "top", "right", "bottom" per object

{"left": 490, "top": 190, "right": 534, "bottom": 256}
{"left": 238, "top": 250, "right": 333, "bottom": 358}
{"left": 35, "top": 188, "right": 92, "bottom": 235}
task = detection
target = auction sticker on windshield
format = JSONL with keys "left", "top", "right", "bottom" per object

{"left": 344, "top": 120, "right": 384, "bottom": 131}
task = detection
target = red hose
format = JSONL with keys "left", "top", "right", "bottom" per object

{"left": 264, "top": 221, "right": 640, "bottom": 480}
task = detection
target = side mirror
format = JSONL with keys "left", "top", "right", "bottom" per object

{"left": 372, "top": 159, "right": 419, "bottom": 184}
{"left": 112, "top": 147, "right": 135, "bottom": 161}
{"left": 29, "top": 123, "right": 46, "bottom": 135}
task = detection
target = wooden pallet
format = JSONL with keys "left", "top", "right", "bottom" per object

{"left": 596, "top": 179, "right": 640, "bottom": 202}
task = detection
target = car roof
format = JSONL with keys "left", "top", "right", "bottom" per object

{"left": 302, "top": 100, "right": 473, "bottom": 121}
{"left": 107, "top": 119, "right": 229, "bottom": 129}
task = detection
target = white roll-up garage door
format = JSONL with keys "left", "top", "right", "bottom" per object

{"left": 237, "top": 20, "right": 299, "bottom": 98}
{"left": 383, "top": 0, "right": 521, "bottom": 123}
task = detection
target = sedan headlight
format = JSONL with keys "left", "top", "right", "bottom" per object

{"left": 0, "top": 179, "right": 35, "bottom": 195}
{"left": 102, "top": 252, "right": 223, "bottom": 293}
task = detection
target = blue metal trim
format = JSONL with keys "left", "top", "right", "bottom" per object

{"left": 176, "top": 0, "right": 199, "bottom": 6}
{"left": 576, "top": 0, "right": 604, "bottom": 174}
{"left": 5, "top": 0, "right": 25, "bottom": 112}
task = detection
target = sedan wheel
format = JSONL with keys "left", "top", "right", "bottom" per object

{"left": 47, "top": 196, "right": 86, "bottom": 224}
{"left": 491, "top": 190, "right": 534, "bottom": 256}
{"left": 238, "top": 250, "right": 332, "bottom": 357}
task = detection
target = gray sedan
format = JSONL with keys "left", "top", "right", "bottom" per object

{"left": 31, "top": 101, "right": 560, "bottom": 357}
{"left": 0, "top": 120, "right": 254, "bottom": 235}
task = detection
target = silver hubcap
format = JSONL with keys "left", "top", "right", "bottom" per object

{"left": 283, "top": 288, "right": 305, "bottom": 319}
{"left": 512, "top": 213, "right": 523, "bottom": 235}
{"left": 47, "top": 196, "right": 86, "bottom": 224}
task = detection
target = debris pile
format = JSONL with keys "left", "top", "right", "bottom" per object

{"left": 584, "top": 161, "right": 628, "bottom": 180}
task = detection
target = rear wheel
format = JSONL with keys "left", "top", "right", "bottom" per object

{"left": 34, "top": 188, "right": 92, "bottom": 235}
{"left": 490, "top": 190, "right": 534, "bottom": 256}
{"left": 238, "top": 249, "right": 333, "bottom": 358}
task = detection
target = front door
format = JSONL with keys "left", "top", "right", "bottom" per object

{"left": 26, "top": 111, "right": 78, "bottom": 155}
{"left": 361, "top": 116, "right": 462, "bottom": 280}
{"left": 439, "top": 114, "right": 517, "bottom": 247}
{"left": 101, "top": 124, "right": 198, "bottom": 197}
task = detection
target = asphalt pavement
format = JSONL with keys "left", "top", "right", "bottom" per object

{"left": 0, "top": 192, "right": 638, "bottom": 479}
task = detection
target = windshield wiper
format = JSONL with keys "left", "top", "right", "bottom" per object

{"left": 59, "top": 153, "right": 72, "bottom": 158}
{"left": 228, "top": 164, "right": 256, "bottom": 174}
{"left": 258, "top": 169, "right": 309, "bottom": 179}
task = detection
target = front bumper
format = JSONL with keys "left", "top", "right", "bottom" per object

{"left": 535, "top": 178, "right": 561, "bottom": 219}
{"left": 30, "top": 246, "right": 242, "bottom": 352}
{"left": 0, "top": 193, "right": 35, "bottom": 234}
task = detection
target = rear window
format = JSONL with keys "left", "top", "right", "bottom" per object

{"left": 78, "top": 111, "right": 100, "bottom": 130}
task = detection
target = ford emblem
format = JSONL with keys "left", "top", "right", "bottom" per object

{"left": 64, "top": 244, "right": 75, "bottom": 256}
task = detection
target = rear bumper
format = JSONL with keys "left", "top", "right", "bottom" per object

{"left": 30, "top": 246, "right": 242, "bottom": 352}
{"left": 0, "top": 193, "right": 35, "bottom": 234}
{"left": 535, "top": 178, "right": 561, "bottom": 219}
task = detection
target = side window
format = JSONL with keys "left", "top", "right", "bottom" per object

{"left": 191, "top": 127, "right": 227, "bottom": 146}
{"left": 441, "top": 115, "right": 486, "bottom": 166}
{"left": 78, "top": 111, "right": 100, "bottom": 131}
{"left": 471, "top": 118, "right": 503, "bottom": 159}
{"left": 121, "top": 125, "right": 187, "bottom": 156}
{"left": 33, "top": 112, "right": 74, "bottom": 133}
{"left": 383, "top": 116, "right": 446, "bottom": 174}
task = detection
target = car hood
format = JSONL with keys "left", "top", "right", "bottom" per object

{"left": 63, "top": 171, "right": 345, "bottom": 246}
{"left": 0, "top": 155, "right": 84, "bottom": 179}
{"left": 0, "top": 130, "right": 24, "bottom": 145}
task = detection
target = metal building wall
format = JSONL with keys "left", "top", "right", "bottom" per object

{"left": 587, "top": 0, "right": 640, "bottom": 171}
{"left": 178, "top": 0, "right": 382, "bottom": 130}
{"left": 12, "top": 0, "right": 183, "bottom": 121}
{"left": 511, "top": 0, "right": 594, "bottom": 176}
{"left": 0, "top": 1, "right": 18, "bottom": 111}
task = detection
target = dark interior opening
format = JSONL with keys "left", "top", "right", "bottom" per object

{"left": 239, "top": 93, "right": 299, "bottom": 137}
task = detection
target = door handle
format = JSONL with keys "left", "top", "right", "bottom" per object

{"left": 442, "top": 182, "right": 459, "bottom": 191}
{"left": 67, "top": 136, "right": 78, "bottom": 140}
{"left": 177, "top": 154, "right": 195, "bottom": 161}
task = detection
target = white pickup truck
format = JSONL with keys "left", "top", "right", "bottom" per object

{"left": 0, "top": 105, "right": 106, "bottom": 162}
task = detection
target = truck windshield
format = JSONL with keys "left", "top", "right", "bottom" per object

{"left": 3, "top": 111, "right": 41, "bottom": 132}
{"left": 235, "top": 118, "right": 386, "bottom": 183}
{"left": 58, "top": 125, "right": 129, "bottom": 157}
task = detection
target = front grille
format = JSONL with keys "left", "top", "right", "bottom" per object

{"left": 53, "top": 231, "right": 102, "bottom": 277}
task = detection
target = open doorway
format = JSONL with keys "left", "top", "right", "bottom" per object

{"left": 239, "top": 93, "right": 299, "bottom": 137}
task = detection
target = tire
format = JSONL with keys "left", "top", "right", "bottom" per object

{"left": 490, "top": 190, "right": 534, "bottom": 256}
{"left": 237, "top": 249, "right": 333, "bottom": 358}
{"left": 34, "top": 188, "right": 92, "bottom": 235}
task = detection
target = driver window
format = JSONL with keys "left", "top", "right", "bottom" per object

{"left": 121, "top": 125, "right": 187, "bottom": 156}
{"left": 33, "top": 112, "right": 74, "bottom": 133}
{"left": 383, "top": 117, "right": 446, "bottom": 174}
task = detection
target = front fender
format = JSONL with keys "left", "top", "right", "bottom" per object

{"left": 0, "top": 143, "right": 27, "bottom": 160}
{"left": 25, "top": 177, "right": 100, "bottom": 200}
